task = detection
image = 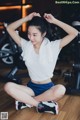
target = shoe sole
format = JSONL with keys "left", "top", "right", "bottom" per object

{"left": 15, "top": 101, "right": 19, "bottom": 110}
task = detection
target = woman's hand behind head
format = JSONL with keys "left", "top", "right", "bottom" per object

{"left": 34, "top": 13, "right": 41, "bottom": 17}
{"left": 44, "top": 13, "right": 56, "bottom": 24}
{"left": 27, "top": 12, "right": 41, "bottom": 21}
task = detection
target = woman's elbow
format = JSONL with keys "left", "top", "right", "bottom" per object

{"left": 74, "top": 30, "right": 79, "bottom": 37}
{"left": 6, "top": 26, "right": 14, "bottom": 35}
{"left": 6, "top": 26, "right": 11, "bottom": 32}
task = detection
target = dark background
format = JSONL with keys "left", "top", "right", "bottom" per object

{"left": 0, "top": 0, "right": 80, "bottom": 36}
{"left": 0, "top": 0, "right": 80, "bottom": 22}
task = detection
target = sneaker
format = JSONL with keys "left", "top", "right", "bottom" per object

{"left": 36, "top": 101, "right": 59, "bottom": 114}
{"left": 15, "top": 101, "right": 32, "bottom": 110}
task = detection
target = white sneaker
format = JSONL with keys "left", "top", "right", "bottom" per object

{"left": 36, "top": 101, "right": 59, "bottom": 114}
{"left": 15, "top": 101, "right": 32, "bottom": 110}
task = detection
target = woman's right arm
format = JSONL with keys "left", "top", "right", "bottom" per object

{"left": 6, "top": 12, "right": 38, "bottom": 47}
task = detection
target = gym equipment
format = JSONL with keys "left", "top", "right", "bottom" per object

{"left": 0, "top": 23, "right": 29, "bottom": 84}
{"left": 64, "top": 21, "right": 80, "bottom": 95}
{"left": 0, "top": 23, "right": 20, "bottom": 65}
{"left": 0, "top": 51, "right": 29, "bottom": 84}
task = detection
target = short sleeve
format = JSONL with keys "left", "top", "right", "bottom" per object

{"left": 51, "top": 39, "right": 61, "bottom": 54}
{"left": 20, "top": 38, "right": 29, "bottom": 61}
{"left": 20, "top": 37, "right": 28, "bottom": 50}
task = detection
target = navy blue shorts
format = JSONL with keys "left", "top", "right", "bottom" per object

{"left": 27, "top": 81, "right": 54, "bottom": 96}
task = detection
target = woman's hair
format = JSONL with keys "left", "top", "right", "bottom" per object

{"left": 27, "top": 16, "right": 53, "bottom": 40}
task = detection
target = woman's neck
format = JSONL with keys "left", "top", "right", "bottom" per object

{"left": 33, "top": 44, "right": 41, "bottom": 54}
{"left": 33, "top": 40, "right": 43, "bottom": 54}
{"left": 34, "top": 39, "right": 43, "bottom": 49}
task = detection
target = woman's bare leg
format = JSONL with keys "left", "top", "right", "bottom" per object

{"left": 4, "top": 82, "right": 66, "bottom": 106}
{"left": 34, "top": 84, "right": 66, "bottom": 102}
{"left": 4, "top": 82, "right": 39, "bottom": 106}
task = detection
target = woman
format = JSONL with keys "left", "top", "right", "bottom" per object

{"left": 4, "top": 12, "right": 78, "bottom": 114}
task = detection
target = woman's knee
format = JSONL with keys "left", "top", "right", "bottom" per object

{"left": 4, "top": 82, "right": 15, "bottom": 93}
{"left": 57, "top": 84, "right": 66, "bottom": 95}
{"left": 51, "top": 84, "right": 66, "bottom": 96}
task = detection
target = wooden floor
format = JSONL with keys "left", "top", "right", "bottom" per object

{"left": 0, "top": 62, "right": 80, "bottom": 120}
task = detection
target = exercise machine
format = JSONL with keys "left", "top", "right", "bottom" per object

{"left": 64, "top": 21, "right": 80, "bottom": 95}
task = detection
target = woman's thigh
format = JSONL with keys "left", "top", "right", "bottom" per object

{"left": 51, "top": 84, "right": 66, "bottom": 94}
{"left": 4, "top": 82, "right": 35, "bottom": 96}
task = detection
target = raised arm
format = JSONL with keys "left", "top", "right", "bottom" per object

{"left": 6, "top": 12, "right": 40, "bottom": 46}
{"left": 44, "top": 13, "right": 78, "bottom": 49}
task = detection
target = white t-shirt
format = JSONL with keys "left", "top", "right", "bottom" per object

{"left": 21, "top": 37, "right": 61, "bottom": 81}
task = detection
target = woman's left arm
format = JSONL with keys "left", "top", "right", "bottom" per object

{"left": 44, "top": 13, "right": 78, "bottom": 49}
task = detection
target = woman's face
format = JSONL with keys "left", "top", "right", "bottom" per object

{"left": 28, "top": 26, "right": 44, "bottom": 47}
